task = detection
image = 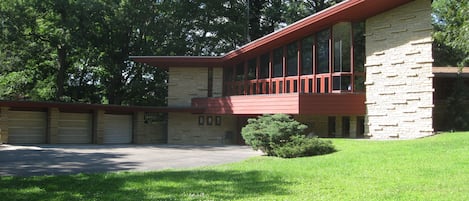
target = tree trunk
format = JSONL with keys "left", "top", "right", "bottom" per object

{"left": 56, "top": 45, "right": 67, "bottom": 101}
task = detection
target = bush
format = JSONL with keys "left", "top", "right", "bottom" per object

{"left": 272, "top": 135, "right": 336, "bottom": 158}
{"left": 241, "top": 114, "right": 336, "bottom": 158}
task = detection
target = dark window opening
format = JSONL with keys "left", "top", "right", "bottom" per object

{"left": 342, "top": 116, "right": 350, "bottom": 138}
{"left": 316, "top": 78, "right": 321, "bottom": 93}
{"left": 286, "top": 80, "right": 291, "bottom": 93}
{"left": 328, "top": 116, "right": 336, "bottom": 137}
{"left": 308, "top": 79, "right": 313, "bottom": 93}
{"left": 316, "top": 29, "right": 330, "bottom": 74}
{"left": 301, "top": 36, "right": 314, "bottom": 75}
{"left": 273, "top": 48, "right": 284, "bottom": 77}
{"left": 287, "top": 42, "right": 298, "bottom": 76}
{"left": 208, "top": 67, "right": 213, "bottom": 97}
{"left": 333, "top": 22, "right": 351, "bottom": 72}
{"left": 353, "top": 21, "right": 366, "bottom": 73}
{"left": 354, "top": 76, "right": 365, "bottom": 92}
{"left": 247, "top": 59, "right": 257, "bottom": 80}
{"left": 301, "top": 79, "right": 305, "bottom": 93}
{"left": 279, "top": 81, "right": 283, "bottom": 94}
{"left": 293, "top": 80, "right": 298, "bottom": 93}
{"left": 272, "top": 82, "right": 277, "bottom": 94}
{"left": 224, "top": 67, "right": 233, "bottom": 81}
{"left": 332, "top": 76, "right": 351, "bottom": 91}
{"left": 235, "top": 63, "right": 244, "bottom": 81}
{"left": 260, "top": 54, "right": 270, "bottom": 79}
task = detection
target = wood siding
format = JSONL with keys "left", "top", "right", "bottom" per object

{"left": 299, "top": 94, "right": 366, "bottom": 115}
{"left": 193, "top": 93, "right": 365, "bottom": 115}
{"left": 193, "top": 94, "right": 300, "bottom": 115}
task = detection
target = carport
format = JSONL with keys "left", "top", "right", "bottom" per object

{"left": 0, "top": 101, "right": 203, "bottom": 144}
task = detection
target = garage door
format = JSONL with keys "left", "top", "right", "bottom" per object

{"left": 103, "top": 114, "right": 132, "bottom": 144}
{"left": 57, "top": 113, "right": 92, "bottom": 144}
{"left": 8, "top": 111, "right": 47, "bottom": 144}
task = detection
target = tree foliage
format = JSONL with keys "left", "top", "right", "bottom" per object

{"left": 433, "top": 0, "right": 469, "bottom": 67}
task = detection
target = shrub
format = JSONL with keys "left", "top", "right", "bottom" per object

{"left": 272, "top": 135, "right": 336, "bottom": 158}
{"left": 241, "top": 114, "right": 336, "bottom": 158}
{"left": 241, "top": 114, "right": 307, "bottom": 156}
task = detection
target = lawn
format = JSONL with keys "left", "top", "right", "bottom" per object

{"left": 1, "top": 132, "right": 469, "bottom": 201}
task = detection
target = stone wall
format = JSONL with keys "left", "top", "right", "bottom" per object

{"left": 167, "top": 113, "right": 237, "bottom": 144}
{"left": 167, "top": 67, "right": 209, "bottom": 107}
{"left": 365, "top": 0, "right": 433, "bottom": 139}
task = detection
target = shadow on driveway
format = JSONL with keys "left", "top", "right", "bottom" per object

{"left": 0, "top": 144, "right": 261, "bottom": 177}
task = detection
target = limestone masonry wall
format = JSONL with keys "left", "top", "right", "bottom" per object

{"left": 168, "top": 67, "right": 209, "bottom": 107}
{"left": 365, "top": 0, "right": 433, "bottom": 139}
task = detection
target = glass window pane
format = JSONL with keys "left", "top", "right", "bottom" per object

{"left": 316, "top": 29, "right": 330, "bottom": 74}
{"left": 301, "top": 36, "right": 313, "bottom": 75}
{"left": 354, "top": 75, "right": 365, "bottom": 92}
{"left": 235, "top": 63, "right": 244, "bottom": 81}
{"left": 224, "top": 67, "right": 233, "bottom": 81}
{"left": 287, "top": 42, "right": 298, "bottom": 76}
{"left": 353, "top": 21, "right": 365, "bottom": 73}
{"left": 248, "top": 59, "right": 257, "bottom": 80}
{"left": 260, "top": 53, "right": 270, "bottom": 78}
{"left": 333, "top": 76, "right": 352, "bottom": 91}
{"left": 333, "top": 22, "right": 351, "bottom": 72}
{"left": 325, "top": 77, "right": 329, "bottom": 93}
{"left": 273, "top": 48, "right": 284, "bottom": 77}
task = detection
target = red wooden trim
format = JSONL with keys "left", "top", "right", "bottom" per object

{"left": 0, "top": 101, "right": 204, "bottom": 113}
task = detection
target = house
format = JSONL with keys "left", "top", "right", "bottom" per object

{"left": 131, "top": 0, "right": 434, "bottom": 144}
{"left": 0, "top": 0, "right": 462, "bottom": 145}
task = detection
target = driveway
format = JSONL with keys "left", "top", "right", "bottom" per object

{"left": 0, "top": 144, "right": 262, "bottom": 177}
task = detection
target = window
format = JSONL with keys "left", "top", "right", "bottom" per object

{"left": 342, "top": 116, "right": 350, "bottom": 138}
{"left": 273, "top": 48, "right": 284, "bottom": 77}
{"left": 328, "top": 116, "right": 336, "bottom": 137}
{"left": 324, "top": 77, "right": 329, "bottom": 93}
{"left": 224, "top": 67, "right": 233, "bottom": 81}
{"left": 208, "top": 67, "right": 213, "bottom": 97}
{"left": 260, "top": 53, "right": 270, "bottom": 79}
{"left": 333, "top": 22, "right": 351, "bottom": 72}
{"left": 316, "top": 29, "right": 330, "bottom": 74}
{"left": 301, "top": 36, "right": 314, "bottom": 75}
{"left": 353, "top": 21, "right": 365, "bottom": 73}
{"left": 247, "top": 58, "right": 257, "bottom": 80}
{"left": 287, "top": 42, "right": 298, "bottom": 76}
{"left": 332, "top": 76, "right": 351, "bottom": 91}
{"left": 354, "top": 75, "right": 365, "bottom": 92}
{"left": 235, "top": 63, "right": 244, "bottom": 81}
{"left": 316, "top": 78, "right": 321, "bottom": 93}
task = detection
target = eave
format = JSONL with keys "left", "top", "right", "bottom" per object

{"left": 130, "top": 56, "right": 223, "bottom": 68}
{"left": 0, "top": 101, "right": 204, "bottom": 114}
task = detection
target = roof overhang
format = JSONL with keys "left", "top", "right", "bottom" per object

{"left": 131, "top": 0, "right": 415, "bottom": 68}
{"left": 0, "top": 101, "right": 204, "bottom": 113}
{"left": 130, "top": 56, "right": 223, "bottom": 68}
{"left": 433, "top": 67, "right": 469, "bottom": 78}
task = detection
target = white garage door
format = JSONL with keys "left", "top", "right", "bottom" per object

{"left": 103, "top": 114, "right": 132, "bottom": 144}
{"left": 57, "top": 113, "right": 92, "bottom": 144}
{"left": 8, "top": 111, "right": 47, "bottom": 144}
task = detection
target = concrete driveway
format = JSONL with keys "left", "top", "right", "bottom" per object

{"left": 0, "top": 144, "right": 262, "bottom": 177}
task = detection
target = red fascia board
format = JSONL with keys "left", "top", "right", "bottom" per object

{"left": 130, "top": 56, "right": 223, "bottom": 68}
{"left": 0, "top": 101, "right": 204, "bottom": 113}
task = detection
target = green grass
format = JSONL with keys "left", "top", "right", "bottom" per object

{"left": 2, "top": 132, "right": 469, "bottom": 201}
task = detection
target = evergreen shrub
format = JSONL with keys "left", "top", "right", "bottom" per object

{"left": 241, "top": 114, "right": 336, "bottom": 158}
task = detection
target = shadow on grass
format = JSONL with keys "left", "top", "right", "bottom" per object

{"left": 0, "top": 169, "right": 292, "bottom": 200}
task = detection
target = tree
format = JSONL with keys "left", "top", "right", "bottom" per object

{"left": 433, "top": 0, "right": 469, "bottom": 67}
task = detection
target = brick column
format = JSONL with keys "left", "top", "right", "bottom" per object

{"left": 93, "top": 110, "right": 105, "bottom": 144}
{"left": 0, "top": 107, "right": 10, "bottom": 143}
